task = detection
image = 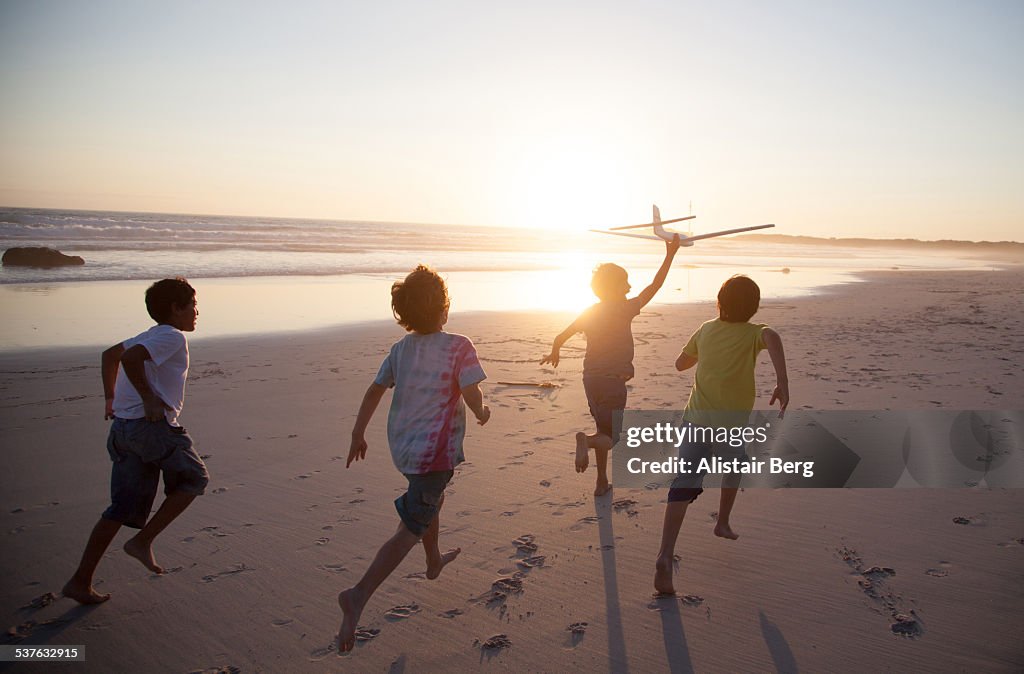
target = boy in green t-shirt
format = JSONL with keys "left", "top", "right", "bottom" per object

{"left": 654, "top": 275, "right": 789, "bottom": 595}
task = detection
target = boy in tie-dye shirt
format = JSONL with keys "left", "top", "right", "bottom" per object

{"left": 338, "top": 265, "right": 489, "bottom": 653}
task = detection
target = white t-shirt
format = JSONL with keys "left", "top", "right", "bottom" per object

{"left": 112, "top": 324, "right": 189, "bottom": 426}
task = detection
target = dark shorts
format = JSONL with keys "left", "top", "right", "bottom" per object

{"left": 583, "top": 375, "right": 628, "bottom": 443}
{"left": 667, "top": 424, "right": 749, "bottom": 504}
{"left": 102, "top": 417, "right": 210, "bottom": 529}
{"left": 394, "top": 470, "right": 454, "bottom": 537}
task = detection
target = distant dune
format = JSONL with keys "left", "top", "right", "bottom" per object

{"left": 736, "top": 233, "right": 1024, "bottom": 254}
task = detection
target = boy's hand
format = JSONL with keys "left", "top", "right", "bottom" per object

{"left": 540, "top": 351, "right": 560, "bottom": 368}
{"left": 769, "top": 383, "right": 789, "bottom": 419}
{"left": 105, "top": 397, "right": 115, "bottom": 420}
{"left": 142, "top": 394, "right": 171, "bottom": 421}
{"left": 347, "top": 435, "right": 368, "bottom": 468}
{"left": 666, "top": 233, "right": 681, "bottom": 255}
{"left": 475, "top": 405, "right": 491, "bottom": 426}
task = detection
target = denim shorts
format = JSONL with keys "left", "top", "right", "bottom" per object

{"left": 668, "top": 424, "right": 750, "bottom": 504}
{"left": 102, "top": 417, "right": 210, "bottom": 529}
{"left": 394, "top": 470, "right": 454, "bottom": 536}
{"left": 583, "top": 375, "right": 628, "bottom": 443}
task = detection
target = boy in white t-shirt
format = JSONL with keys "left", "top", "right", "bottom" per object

{"left": 338, "top": 265, "right": 490, "bottom": 653}
{"left": 63, "top": 278, "right": 209, "bottom": 604}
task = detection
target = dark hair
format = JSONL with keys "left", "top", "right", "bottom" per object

{"left": 145, "top": 277, "right": 196, "bottom": 323}
{"left": 717, "top": 275, "right": 760, "bottom": 322}
{"left": 391, "top": 265, "right": 449, "bottom": 333}
{"left": 591, "top": 263, "right": 629, "bottom": 301}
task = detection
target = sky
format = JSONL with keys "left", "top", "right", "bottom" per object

{"left": 1, "top": 0, "right": 1022, "bottom": 241}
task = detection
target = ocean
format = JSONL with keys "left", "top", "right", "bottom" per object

{"left": 0, "top": 207, "right": 1000, "bottom": 350}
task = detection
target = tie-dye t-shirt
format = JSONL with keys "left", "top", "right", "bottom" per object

{"left": 374, "top": 331, "right": 487, "bottom": 474}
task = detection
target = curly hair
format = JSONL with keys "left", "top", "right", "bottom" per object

{"left": 391, "top": 265, "right": 450, "bottom": 333}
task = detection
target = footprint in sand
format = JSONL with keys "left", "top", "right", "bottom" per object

{"left": 317, "top": 563, "right": 346, "bottom": 573}
{"left": 512, "top": 534, "right": 537, "bottom": 554}
{"left": 539, "top": 480, "right": 551, "bottom": 487}
{"left": 309, "top": 643, "right": 337, "bottom": 661}
{"left": 355, "top": 627, "right": 380, "bottom": 641}
{"left": 212, "top": 487, "right": 228, "bottom": 494}
{"left": 996, "top": 538, "right": 1024, "bottom": 548}
{"left": 681, "top": 594, "right": 705, "bottom": 606}
{"left": 569, "top": 516, "right": 600, "bottom": 531}
{"left": 201, "top": 564, "right": 252, "bottom": 583}
{"left": 384, "top": 604, "right": 420, "bottom": 620}
{"left": 612, "top": 498, "right": 638, "bottom": 512}
{"left": 271, "top": 618, "right": 293, "bottom": 627}
{"left": 566, "top": 622, "right": 588, "bottom": 647}
{"left": 191, "top": 666, "right": 241, "bottom": 674}
{"left": 517, "top": 555, "right": 546, "bottom": 569}
{"left": 478, "top": 634, "right": 511, "bottom": 650}
{"left": 315, "top": 537, "right": 330, "bottom": 546}
{"left": 439, "top": 608, "right": 464, "bottom": 619}
{"left": 20, "top": 592, "right": 58, "bottom": 610}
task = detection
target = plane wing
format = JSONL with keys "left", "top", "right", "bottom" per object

{"left": 591, "top": 204, "right": 774, "bottom": 245}
{"left": 591, "top": 223, "right": 775, "bottom": 244}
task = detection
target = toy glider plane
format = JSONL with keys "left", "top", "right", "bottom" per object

{"left": 592, "top": 205, "right": 774, "bottom": 246}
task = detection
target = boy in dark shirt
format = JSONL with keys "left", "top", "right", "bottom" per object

{"left": 542, "top": 234, "right": 680, "bottom": 495}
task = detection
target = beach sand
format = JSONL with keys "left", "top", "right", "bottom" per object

{"left": 1, "top": 269, "right": 1022, "bottom": 672}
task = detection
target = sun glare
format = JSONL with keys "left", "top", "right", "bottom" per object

{"left": 498, "top": 135, "right": 640, "bottom": 232}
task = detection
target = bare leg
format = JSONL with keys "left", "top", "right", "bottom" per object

{"left": 574, "top": 432, "right": 589, "bottom": 473}
{"left": 422, "top": 495, "right": 460, "bottom": 579}
{"left": 589, "top": 432, "right": 614, "bottom": 496}
{"left": 714, "top": 476, "right": 740, "bottom": 540}
{"left": 655, "top": 500, "right": 689, "bottom": 595}
{"left": 63, "top": 517, "right": 121, "bottom": 604}
{"left": 124, "top": 491, "right": 196, "bottom": 574}
{"left": 338, "top": 523, "right": 420, "bottom": 653}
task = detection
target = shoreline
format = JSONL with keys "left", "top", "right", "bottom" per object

{"left": 1, "top": 268, "right": 1021, "bottom": 672}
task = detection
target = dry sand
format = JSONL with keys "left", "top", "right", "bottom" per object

{"left": 1, "top": 268, "right": 1022, "bottom": 672}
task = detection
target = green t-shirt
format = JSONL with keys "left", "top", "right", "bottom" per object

{"left": 682, "top": 318, "right": 767, "bottom": 425}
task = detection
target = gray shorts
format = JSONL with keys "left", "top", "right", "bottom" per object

{"left": 668, "top": 425, "right": 749, "bottom": 503}
{"left": 583, "top": 375, "right": 628, "bottom": 443}
{"left": 102, "top": 417, "right": 210, "bottom": 529}
{"left": 394, "top": 470, "right": 453, "bottom": 536}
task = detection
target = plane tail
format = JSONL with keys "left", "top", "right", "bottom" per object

{"left": 652, "top": 204, "right": 670, "bottom": 241}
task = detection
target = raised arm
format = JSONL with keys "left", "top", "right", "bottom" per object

{"left": 540, "top": 317, "right": 583, "bottom": 368}
{"left": 763, "top": 328, "right": 789, "bottom": 418}
{"left": 102, "top": 342, "right": 125, "bottom": 419}
{"left": 635, "top": 234, "right": 681, "bottom": 307}
{"left": 120, "top": 345, "right": 170, "bottom": 421}
{"left": 461, "top": 382, "right": 490, "bottom": 426}
{"left": 348, "top": 382, "right": 388, "bottom": 467}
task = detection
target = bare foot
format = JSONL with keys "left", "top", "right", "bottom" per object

{"left": 593, "top": 480, "right": 612, "bottom": 497}
{"left": 426, "top": 547, "right": 461, "bottom": 580}
{"left": 123, "top": 537, "right": 164, "bottom": 574}
{"left": 337, "top": 588, "right": 365, "bottom": 653}
{"left": 654, "top": 557, "right": 675, "bottom": 595}
{"left": 714, "top": 522, "right": 739, "bottom": 540}
{"left": 575, "top": 432, "right": 589, "bottom": 473}
{"left": 62, "top": 579, "right": 111, "bottom": 605}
